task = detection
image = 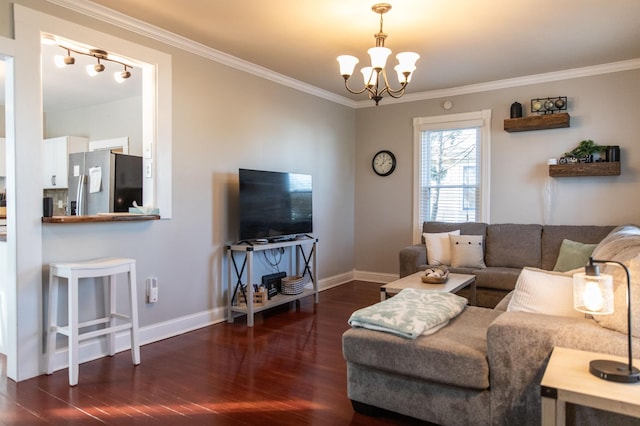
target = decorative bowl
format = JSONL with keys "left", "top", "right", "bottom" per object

{"left": 421, "top": 267, "right": 449, "bottom": 284}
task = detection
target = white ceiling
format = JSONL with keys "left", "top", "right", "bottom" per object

{"left": 86, "top": 0, "right": 640, "bottom": 103}
{"left": 4, "top": 1, "right": 640, "bottom": 110}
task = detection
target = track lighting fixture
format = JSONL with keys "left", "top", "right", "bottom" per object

{"left": 52, "top": 44, "right": 134, "bottom": 82}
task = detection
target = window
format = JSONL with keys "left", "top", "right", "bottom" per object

{"left": 412, "top": 110, "right": 492, "bottom": 243}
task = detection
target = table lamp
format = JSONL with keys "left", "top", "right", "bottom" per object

{"left": 573, "top": 257, "right": 640, "bottom": 383}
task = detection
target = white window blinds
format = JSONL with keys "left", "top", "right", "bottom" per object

{"left": 420, "top": 127, "right": 480, "bottom": 222}
{"left": 412, "top": 110, "right": 491, "bottom": 243}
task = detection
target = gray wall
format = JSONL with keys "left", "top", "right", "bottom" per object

{"left": 2, "top": 0, "right": 355, "bottom": 337}
{"left": 40, "top": 42, "right": 356, "bottom": 325}
{"left": 354, "top": 69, "right": 640, "bottom": 275}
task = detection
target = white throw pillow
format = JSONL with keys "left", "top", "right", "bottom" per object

{"left": 507, "top": 267, "right": 584, "bottom": 318}
{"left": 424, "top": 230, "right": 460, "bottom": 265}
{"left": 449, "top": 234, "right": 486, "bottom": 268}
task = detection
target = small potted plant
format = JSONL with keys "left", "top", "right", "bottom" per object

{"left": 560, "top": 140, "right": 606, "bottom": 164}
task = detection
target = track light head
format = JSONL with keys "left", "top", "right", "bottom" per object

{"left": 114, "top": 67, "right": 131, "bottom": 83}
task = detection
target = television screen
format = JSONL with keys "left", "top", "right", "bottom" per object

{"left": 239, "top": 169, "right": 313, "bottom": 241}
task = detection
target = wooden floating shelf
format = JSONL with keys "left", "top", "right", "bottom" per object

{"left": 504, "top": 113, "right": 570, "bottom": 132}
{"left": 548, "top": 162, "right": 620, "bottom": 177}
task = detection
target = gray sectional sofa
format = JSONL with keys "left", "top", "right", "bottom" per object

{"left": 399, "top": 222, "right": 615, "bottom": 307}
{"left": 344, "top": 223, "right": 640, "bottom": 425}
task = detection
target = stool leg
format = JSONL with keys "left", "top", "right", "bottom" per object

{"left": 128, "top": 265, "right": 141, "bottom": 365}
{"left": 68, "top": 274, "right": 79, "bottom": 386}
{"left": 46, "top": 270, "right": 59, "bottom": 375}
{"left": 103, "top": 275, "right": 116, "bottom": 356}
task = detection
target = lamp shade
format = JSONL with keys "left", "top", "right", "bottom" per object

{"left": 360, "top": 67, "right": 376, "bottom": 87}
{"left": 368, "top": 47, "right": 391, "bottom": 70}
{"left": 337, "top": 55, "right": 359, "bottom": 77}
{"left": 394, "top": 64, "right": 415, "bottom": 83}
{"left": 573, "top": 272, "right": 614, "bottom": 315}
{"left": 396, "top": 52, "right": 420, "bottom": 72}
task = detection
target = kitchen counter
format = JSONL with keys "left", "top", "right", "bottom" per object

{"left": 42, "top": 214, "right": 160, "bottom": 223}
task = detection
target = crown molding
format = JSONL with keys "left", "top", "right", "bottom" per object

{"left": 356, "top": 58, "right": 640, "bottom": 108}
{"left": 44, "top": 0, "right": 640, "bottom": 110}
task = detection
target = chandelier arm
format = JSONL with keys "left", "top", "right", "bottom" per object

{"left": 343, "top": 79, "right": 373, "bottom": 96}
{"left": 378, "top": 69, "right": 408, "bottom": 97}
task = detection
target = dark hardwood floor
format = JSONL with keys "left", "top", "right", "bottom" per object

{"left": 0, "top": 281, "right": 429, "bottom": 425}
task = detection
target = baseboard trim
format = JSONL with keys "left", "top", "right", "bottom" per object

{"left": 353, "top": 270, "right": 399, "bottom": 283}
{"left": 44, "top": 271, "right": 358, "bottom": 374}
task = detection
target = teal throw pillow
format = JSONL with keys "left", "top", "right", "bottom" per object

{"left": 552, "top": 239, "right": 597, "bottom": 272}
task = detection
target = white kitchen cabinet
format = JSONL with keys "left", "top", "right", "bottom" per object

{"left": 42, "top": 136, "right": 88, "bottom": 189}
{"left": 0, "top": 138, "right": 5, "bottom": 177}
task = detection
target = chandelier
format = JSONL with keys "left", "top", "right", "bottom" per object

{"left": 337, "top": 3, "right": 419, "bottom": 105}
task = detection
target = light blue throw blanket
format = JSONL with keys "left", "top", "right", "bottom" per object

{"left": 348, "top": 288, "right": 468, "bottom": 339}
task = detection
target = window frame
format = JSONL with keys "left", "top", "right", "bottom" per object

{"left": 412, "top": 109, "right": 492, "bottom": 243}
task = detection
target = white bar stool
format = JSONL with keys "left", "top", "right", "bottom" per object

{"left": 46, "top": 257, "right": 141, "bottom": 386}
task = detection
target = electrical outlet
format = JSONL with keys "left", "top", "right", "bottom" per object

{"left": 146, "top": 277, "right": 158, "bottom": 303}
{"left": 144, "top": 162, "right": 153, "bottom": 178}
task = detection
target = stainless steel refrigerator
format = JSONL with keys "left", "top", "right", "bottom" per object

{"left": 68, "top": 151, "right": 142, "bottom": 215}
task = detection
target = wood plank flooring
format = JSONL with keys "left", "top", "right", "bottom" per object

{"left": 0, "top": 281, "right": 429, "bottom": 425}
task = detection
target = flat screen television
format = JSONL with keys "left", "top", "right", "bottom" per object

{"left": 239, "top": 168, "right": 313, "bottom": 242}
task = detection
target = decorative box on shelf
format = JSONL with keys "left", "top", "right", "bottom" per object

{"left": 237, "top": 289, "right": 268, "bottom": 306}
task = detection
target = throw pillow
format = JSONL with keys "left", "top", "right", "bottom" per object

{"left": 424, "top": 230, "right": 460, "bottom": 265}
{"left": 449, "top": 234, "right": 486, "bottom": 268}
{"left": 553, "top": 239, "right": 597, "bottom": 272}
{"left": 507, "top": 267, "right": 584, "bottom": 318}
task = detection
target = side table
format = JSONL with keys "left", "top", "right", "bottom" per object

{"left": 540, "top": 347, "right": 640, "bottom": 425}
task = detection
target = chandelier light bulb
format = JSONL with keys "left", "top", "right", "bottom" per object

{"left": 360, "top": 67, "right": 376, "bottom": 87}
{"left": 337, "top": 55, "right": 359, "bottom": 78}
{"left": 396, "top": 52, "right": 420, "bottom": 72}
{"left": 368, "top": 47, "right": 391, "bottom": 70}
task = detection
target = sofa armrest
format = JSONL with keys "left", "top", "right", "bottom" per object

{"left": 399, "top": 244, "right": 426, "bottom": 277}
{"left": 487, "top": 311, "right": 638, "bottom": 425}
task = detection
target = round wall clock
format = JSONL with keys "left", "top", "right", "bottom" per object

{"left": 372, "top": 150, "right": 396, "bottom": 176}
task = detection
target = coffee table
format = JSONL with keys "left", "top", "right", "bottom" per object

{"left": 380, "top": 271, "right": 477, "bottom": 304}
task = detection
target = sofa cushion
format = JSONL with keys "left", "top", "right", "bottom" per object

{"left": 422, "top": 221, "right": 487, "bottom": 242}
{"left": 424, "top": 230, "right": 460, "bottom": 265}
{"left": 485, "top": 224, "right": 542, "bottom": 268}
{"left": 342, "top": 307, "right": 502, "bottom": 390}
{"left": 541, "top": 225, "right": 615, "bottom": 270}
{"left": 473, "top": 266, "right": 522, "bottom": 291}
{"left": 507, "top": 267, "right": 584, "bottom": 318}
{"left": 552, "top": 239, "right": 597, "bottom": 272}
{"left": 450, "top": 234, "right": 486, "bottom": 268}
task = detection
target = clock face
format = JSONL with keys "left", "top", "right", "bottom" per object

{"left": 372, "top": 150, "right": 396, "bottom": 176}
